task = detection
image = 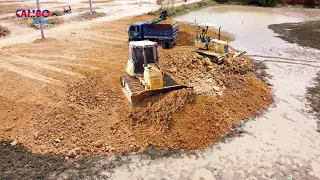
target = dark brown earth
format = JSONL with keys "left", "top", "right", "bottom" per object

{"left": 268, "top": 20, "right": 320, "bottom": 50}
{"left": 306, "top": 72, "right": 320, "bottom": 132}
{"left": 0, "top": 141, "right": 68, "bottom": 180}
{"left": 269, "top": 20, "right": 320, "bottom": 132}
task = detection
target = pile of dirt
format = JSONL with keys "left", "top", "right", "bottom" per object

{"left": 161, "top": 48, "right": 254, "bottom": 95}
{"left": 131, "top": 88, "right": 195, "bottom": 132}
{"left": 33, "top": 37, "right": 59, "bottom": 43}
{"left": 0, "top": 24, "right": 10, "bottom": 37}
{"left": 269, "top": 20, "right": 320, "bottom": 50}
{"left": 156, "top": 18, "right": 177, "bottom": 25}
{"left": 67, "top": 74, "right": 122, "bottom": 110}
{"left": 74, "top": 11, "right": 107, "bottom": 21}
{"left": 23, "top": 73, "right": 130, "bottom": 156}
{"left": 306, "top": 72, "right": 320, "bottom": 132}
{"left": 50, "top": 18, "right": 65, "bottom": 25}
{"left": 130, "top": 75, "right": 272, "bottom": 150}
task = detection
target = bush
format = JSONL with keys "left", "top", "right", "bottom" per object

{"left": 246, "top": 0, "right": 277, "bottom": 6}
{"left": 260, "top": 0, "right": 277, "bottom": 6}
{"left": 0, "top": 24, "right": 10, "bottom": 37}
{"left": 304, "top": 0, "right": 316, "bottom": 7}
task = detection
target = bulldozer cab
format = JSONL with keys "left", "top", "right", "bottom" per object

{"left": 121, "top": 40, "right": 190, "bottom": 107}
{"left": 195, "top": 23, "right": 221, "bottom": 41}
{"left": 129, "top": 41, "right": 158, "bottom": 75}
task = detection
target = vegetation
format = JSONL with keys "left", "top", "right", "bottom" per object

{"left": 304, "top": 0, "right": 316, "bottom": 7}
{"left": 0, "top": 24, "right": 10, "bottom": 37}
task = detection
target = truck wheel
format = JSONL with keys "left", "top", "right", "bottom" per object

{"left": 158, "top": 41, "right": 166, "bottom": 49}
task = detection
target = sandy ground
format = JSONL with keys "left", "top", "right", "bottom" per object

{"left": 0, "top": 12, "right": 271, "bottom": 157}
{"left": 1, "top": 2, "right": 320, "bottom": 180}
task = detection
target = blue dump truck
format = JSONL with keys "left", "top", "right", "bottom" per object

{"left": 128, "top": 13, "right": 179, "bottom": 49}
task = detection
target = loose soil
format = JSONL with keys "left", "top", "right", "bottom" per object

{"left": 269, "top": 20, "right": 320, "bottom": 50}
{"left": 0, "top": 15, "right": 272, "bottom": 157}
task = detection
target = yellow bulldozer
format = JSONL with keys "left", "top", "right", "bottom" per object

{"left": 120, "top": 40, "right": 188, "bottom": 106}
{"left": 194, "top": 23, "right": 234, "bottom": 63}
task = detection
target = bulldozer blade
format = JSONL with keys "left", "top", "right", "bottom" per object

{"left": 120, "top": 74, "right": 189, "bottom": 107}
{"left": 195, "top": 49, "right": 225, "bottom": 64}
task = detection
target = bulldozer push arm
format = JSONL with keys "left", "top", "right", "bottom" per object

{"left": 120, "top": 74, "right": 189, "bottom": 107}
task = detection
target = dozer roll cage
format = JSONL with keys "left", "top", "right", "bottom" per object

{"left": 195, "top": 23, "right": 222, "bottom": 41}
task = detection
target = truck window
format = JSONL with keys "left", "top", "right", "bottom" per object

{"left": 129, "top": 26, "right": 140, "bottom": 32}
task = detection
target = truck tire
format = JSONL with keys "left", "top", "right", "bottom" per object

{"left": 158, "top": 41, "right": 167, "bottom": 49}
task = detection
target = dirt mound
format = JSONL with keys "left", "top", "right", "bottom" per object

{"left": 67, "top": 74, "right": 122, "bottom": 110}
{"left": 131, "top": 88, "right": 195, "bottom": 132}
{"left": 30, "top": 103, "right": 103, "bottom": 154}
{"left": 156, "top": 18, "right": 177, "bottom": 25}
{"left": 131, "top": 75, "right": 272, "bottom": 150}
{"left": 74, "top": 11, "right": 106, "bottom": 21}
{"left": 176, "top": 31, "right": 195, "bottom": 46}
{"left": 161, "top": 49, "right": 254, "bottom": 95}
{"left": 0, "top": 24, "right": 10, "bottom": 37}
{"left": 33, "top": 37, "right": 59, "bottom": 43}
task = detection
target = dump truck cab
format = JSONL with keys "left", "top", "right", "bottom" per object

{"left": 127, "top": 12, "right": 179, "bottom": 49}
{"left": 128, "top": 22, "right": 144, "bottom": 41}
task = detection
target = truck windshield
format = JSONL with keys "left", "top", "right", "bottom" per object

{"left": 129, "top": 26, "right": 140, "bottom": 32}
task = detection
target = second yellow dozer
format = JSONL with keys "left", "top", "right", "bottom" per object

{"left": 194, "top": 23, "right": 234, "bottom": 64}
{"left": 120, "top": 40, "right": 189, "bottom": 107}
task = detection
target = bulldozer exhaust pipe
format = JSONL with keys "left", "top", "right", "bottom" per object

{"left": 218, "top": 27, "right": 221, "bottom": 41}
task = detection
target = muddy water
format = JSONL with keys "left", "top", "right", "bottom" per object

{"left": 109, "top": 6, "right": 320, "bottom": 180}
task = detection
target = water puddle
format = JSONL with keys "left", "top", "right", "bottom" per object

{"left": 175, "top": 6, "right": 302, "bottom": 52}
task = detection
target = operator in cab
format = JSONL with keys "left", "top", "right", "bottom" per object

{"left": 200, "top": 29, "right": 208, "bottom": 42}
